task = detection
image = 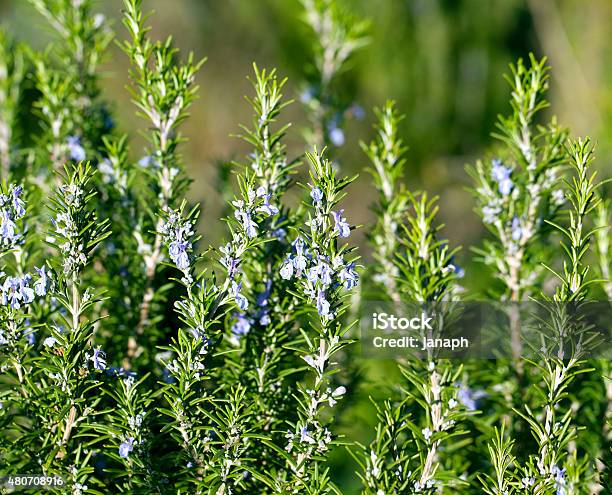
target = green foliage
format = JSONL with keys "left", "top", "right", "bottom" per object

{"left": 0, "top": 2, "right": 608, "bottom": 495}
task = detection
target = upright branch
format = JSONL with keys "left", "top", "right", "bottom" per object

{"left": 275, "top": 148, "right": 358, "bottom": 493}
{"left": 357, "top": 187, "right": 467, "bottom": 494}
{"left": 121, "top": 0, "right": 203, "bottom": 353}
{"left": 36, "top": 163, "right": 110, "bottom": 487}
{"left": 469, "top": 55, "right": 568, "bottom": 367}
{"left": 0, "top": 32, "right": 25, "bottom": 180}
{"left": 299, "top": 0, "right": 369, "bottom": 151}
{"left": 481, "top": 137, "right": 605, "bottom": 495}
{"left": 219, "top": 66, "right": 304, "bottom": 487}
{"left": 158, "top": 202, "right": 223, "bottom": 490}
{"left": 469, "top": 55, "right": 567, "bottom": 302}
{"left": 363, "top": 101, "right": 408, "bottom": 303}
{"left": 29, "top": 0, "right": 113, "bottom": 178}
{"left": 218, "top": 65, "right": 294, "bottom": 306}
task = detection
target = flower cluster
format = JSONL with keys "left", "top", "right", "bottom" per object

{"left": 160, "top": 207, "right": 196, "bottom": 275}
{"left": 0, "top": 184, "right": 26, "bottom": 248}
{"left": 0, "top": 267, "right": 50, "bottom": 310}
{"left": 280, "top": 234, "right": 357, "bottom": 318}
{"left": 232, "top": 186, "right": 279, "bottom": 239}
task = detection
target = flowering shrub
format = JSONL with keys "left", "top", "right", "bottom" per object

{"left": 0, "top": 1, "right": 610, "bottom": 494}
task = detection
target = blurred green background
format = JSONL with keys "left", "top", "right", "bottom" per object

{"left": 1, "top": 0, "right": 611, "bottom": 490}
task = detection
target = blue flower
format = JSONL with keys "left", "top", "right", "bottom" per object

{"left": 0, "top": 210, "right": 18, "bottom": 243}
{"left": 11, "top": 185, "right": 25, "bottom": 217}
{"left": 308, "top": 258, "right": 332, "bottom": 287}
{"left": 332, "top": 210, "right": 351, "bottom": 238}
{"left": 300, "top": 86, "right": 315, "bottom": 104}
{"left": 236, "top": 210, "right": 257, "bottom": 238}
{"left": 482, "top": 204, "right": 501, "bottom": 224}
{"left": 349, "top": 103, "right": 365, "bottom": 121}
{"left": 300, "top": 426, "right": 316, "bottom": 444}
{"left": 169, "top": 240, "right": 189, "bottom": 270}
{"left": 34, "top": 266, "right": 50, "bottom": 296}
{"left": 67, "top": 136, "right": 86, "bottom": 162}
{"left": 1, "top": 274, "right": 34, "bottom": 309}
{"left": 316, "top": 290, "right": 330, "bottom": 317}
{"left": 552, "top": 465, "right": 566, "bottom": 495}
{"left": 231, "top": 314, "right": 251, "bottom": 336}
{"left": 220, "top": 243, "right": 238, "bottom": 278}
{"left": 91, "top": 347, "right": 107, "bottom": 371}
{"left": 231, "top": 281, "right": 248, "bottom": 310}
{"left": 310, "top": 187, "right": 323, "bottom": 205}
{"left": 292, "top": 238, "right": 308, "bottom": 273}
{"left": 456, "top": 385, "right": 487, "bottom": 411}
{"left": 280, "top": 256, "right": 294, "bottom": 280}
{"left": 161, "top": 211, "right": 194, "bottom": 272}
{"left": 272, "top": 227, "right": 287, "bottom": 240}
{"left": 138, "top": 155, "right": 155, "bottom": 168}
{"left": 118, "top": 437, "right": 134, "bottom": 459}
{"left": 257, "top": 193, "right": 279, "bottom": 216}
{"left": 328, "top": 126, "right": 345, "bottom": 147}
{"left": 511, "top": 216, "right": 522, "bottom": 242}
{"left": 491, "top": 159, "right": 513, "bottom": 196}
{"left": 24, "top": 329, "right": 36, "bottom": 345}
{"left": 339, "top": 262, "right": 358, "bottom": 289}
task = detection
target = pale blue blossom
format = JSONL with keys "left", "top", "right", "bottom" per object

{"left": 91, "top": 347, "right": 107, "bottom": 371}
{"left": 231, "top": 314, "right": 251, "bottom": 336}
{"left": 300, "top": 86, "right": 315, "bottom": 104}
{"left": 482, "top": 204, "right": 501, "bottom": 224}
{"left": 160, "top": 211, "right": 195, "bottom": 272}
{"left": 511, "top": 216, "right": 523, "bottom": 241}
{"left": 34, "top": 266, "right": 50, "bottom": 296}
{"left": 235, "top": 209, "right": 257, "bottom": 238}
{"left": 300, "top": 426, "right": 316, "bottom": 444}
{"left": 338, "top": 261, "right": 358, "bottom": 289}
{"left": 1, "top": 274, "right": 34, "bottom": 309}
{"left": 169, "top": 240, "right": 189, "bottom": 270}
{"left": 308, "top": 258, "right": 332, "bottom": 287}
{"left": 67, "top": 136, "right": 86, "bottom": 162}
{"left": 316, "top": 290, "right": 330, "bottom": 317}
{"left": 328, "top": 122, "right": 345, "bottom": 147}
{"left": 349, "top": 103, "right": 365, "bottom": 120}
{"left": 10, "top": 185, "right": 25, "bottom": 217}
{"left": 231, "top": 281, "right": 248, "bottom": 310}
{"left": 491, "top": 159, "right": 513, "bottom": 196}
{"left": 292, "top": 238, "right": 308, "bottom": 273}
{"left": 257, "top": 193, "right": 279, "bottom": 216}
{"left": 219, "top": 243, "right": 238, "bottom": 279}
{"left": 456, "top": 385, "right": 487, "bottom": 411}
{"left": 310, "top": 187, "right": 323, "bottom": 205}
{"left": 552, "top": 465, "right": 566, "bottom": 495}
{"left": 280, "top": 256, "right": 294, "bottom": 280}
{"left": 119, "top": 437, "right": 135, "bottom": 458}
{"left": 332, "top": 210, "right": 351, "bottom": 238}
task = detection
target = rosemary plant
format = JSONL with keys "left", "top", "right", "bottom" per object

{"left": 0, "top": 1, "right": 609, "bottom": 494}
